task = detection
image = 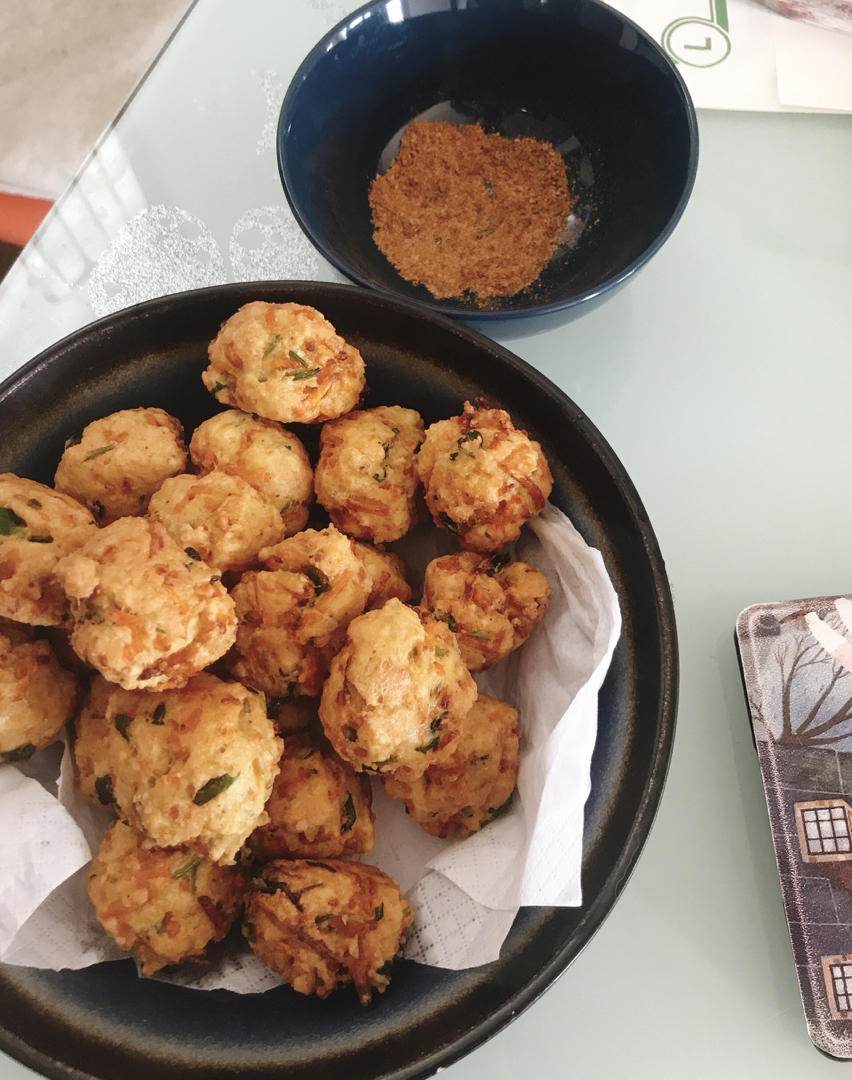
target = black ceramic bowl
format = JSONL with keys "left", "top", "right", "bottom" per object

{"left": 278, "top": 0, "right": 698, "bottom": 327}
{"left": 0, "top": 281, "right": 677, "bottom": 1079}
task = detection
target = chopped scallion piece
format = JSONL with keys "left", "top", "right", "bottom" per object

{"left": 0, "top": 507, "right": 26, "bottom": 536}
{"left": 172, "top": 854, "right": 204, "bottom": 891}
{"left": 263, "top": 334, "right": 282, "bottom": 357}
{"left": 84, "top": 444, "right": 115, "bottom": 460}
{"left": 341, "top": 792, "right": 357, "bottom": 832}
{"left": 114, "top": 713, "right": 133, "bottom": 740}
{"left": 302, "top": 563, "right": 330, "bottom": 594}
{"left": 193, "top": 773, "right": 238, "bottom": 805}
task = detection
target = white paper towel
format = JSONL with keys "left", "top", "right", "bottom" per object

{"left": 0, "top": 502, "right": 622, "bottom": 987}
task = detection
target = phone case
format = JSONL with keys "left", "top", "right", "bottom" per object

{"left": 736, "top": 594, "right": 852, "bottom": 1059}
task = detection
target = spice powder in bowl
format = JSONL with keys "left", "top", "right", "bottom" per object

{"left": 368, "top": 120, "right": 573, "bottom": 306}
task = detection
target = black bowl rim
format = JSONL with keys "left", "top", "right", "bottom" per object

{"left": 276, "top": 0, "right": 700, "bottom": 321}
{"left": 0, "top": 280, "right": 678, "bottom": 1080}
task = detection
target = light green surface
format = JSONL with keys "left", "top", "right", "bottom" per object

{"left": 0, "top": 1, "right": 851, "bottom": 1076}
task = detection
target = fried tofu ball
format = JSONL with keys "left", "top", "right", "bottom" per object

{"left": 314, "top": 406, "right": 424, "bottom": 543}
{"left": 189, "top": 409, "right": 313, "bottom": 536}
{"left": 73, "top": 672, "right": 282, "bottom": 863}
{"left": 88, "top": 821, "right": 246, "bottom": 975}
{"left": 227, "top": 526, "right": 370, "bottom": 698}
{"left": 319, "top": 598, "right": 477, "bottom": 778}
{"left": 0, "top": 620, "right": 78, "bottom": 762}
{"left": 249, "top": 732, "right": 374, "bottom": 859}
{"left": 55, "top": 517, "right": 237, "bottom": 691}
{"left": 351, "top": 540, "right": 413, "bottom": 609}
{"left": 0, "top": 475, "right": 97, "bottom": 626}
{"left": 148, "top": 470, "right": 285, "bottom": 574}
{"left": 421, "top": 551, "right": 550, "bottom": 671}
{"left": 202, "top": 302, "right": 366, "bottom": 425}
{"left": 54, "top": 408, "right": 187, "bottom": 524}
{"left": 416, "top": 401, "right": 553, "bottom": 552}
{"left": 384, "top": 693, "right": 520, "bottom": 838}
{"left": 244, "top": 859, "right": 413, "bottom": 1003}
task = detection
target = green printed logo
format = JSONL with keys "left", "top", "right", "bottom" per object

{"left": 662, "top": 0, "right": 732, "bottom": 67}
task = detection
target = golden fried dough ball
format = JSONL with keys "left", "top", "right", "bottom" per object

{"left": 0, "top": 475, "right": 96, "bottom": 626}
{"left": 249, "top": 732, "right": 374, "bottom": 859}
{"left": 202, "top": 302, "right": 365, "bottom": 425}
{"left": 73, "top": 672, "right": 282, "bottom": 863}
{"left": 319, "top": 598, "right": 477, "bottom": 778}
{"left": 416, "top": 400, "right": 553, "bottom": 552}
{"left": 148, "top": 470, "right": 285, "bottom": 574}
{"left": 351, "top": 540, "right": 413, "bottom": 609}
{"left": 314, "top": 406, "right": 424, "bottom": 543}
{"left": 89, "top": 821, "right": 246, "bottom": 975}
{"left": 421, "top": 551, "right": 550, "bottom": 671}
{"left": 228, "top": 572, "right": 324, "bottom": 700}
{"left": 244, "top": 859, "right": 413, "bottom": 1003}
{"left": 189, "top": 409, "right": 313, "bottom": 536}
{"left": 55, "top": 517, "right": 237, "bottom": 691}
{"left": 228, "top": 526, "right": 370, "bottom": 698}
{"left": 0, "top": 620, "right": 78, "bottom": 762}
{"left": 384, "top": 693, "right": 520, "bottom": 838}
{"left": 54, "top": 408, "right": 187, "bottom": 524}
{"left": 257, "top": 524, "right": 368, "bottom": 583}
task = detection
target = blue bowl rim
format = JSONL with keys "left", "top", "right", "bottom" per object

{"left": 277, "top": 0, "right": 700, "bottom": 322}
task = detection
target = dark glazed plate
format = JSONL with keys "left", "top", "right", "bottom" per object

{"left": 278, "top": 0, "right": 698, "bottom": 327}
{"left": 0, "top": 281, "right": 677, "bottom": 1080}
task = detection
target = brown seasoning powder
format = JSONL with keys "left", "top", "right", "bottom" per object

{"left": 368, "top": 120, "right": 573, "bottom": 305}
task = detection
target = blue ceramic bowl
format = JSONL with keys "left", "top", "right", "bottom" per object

{"left": 278, "top": 0, "right": 698, "bottom": 326}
